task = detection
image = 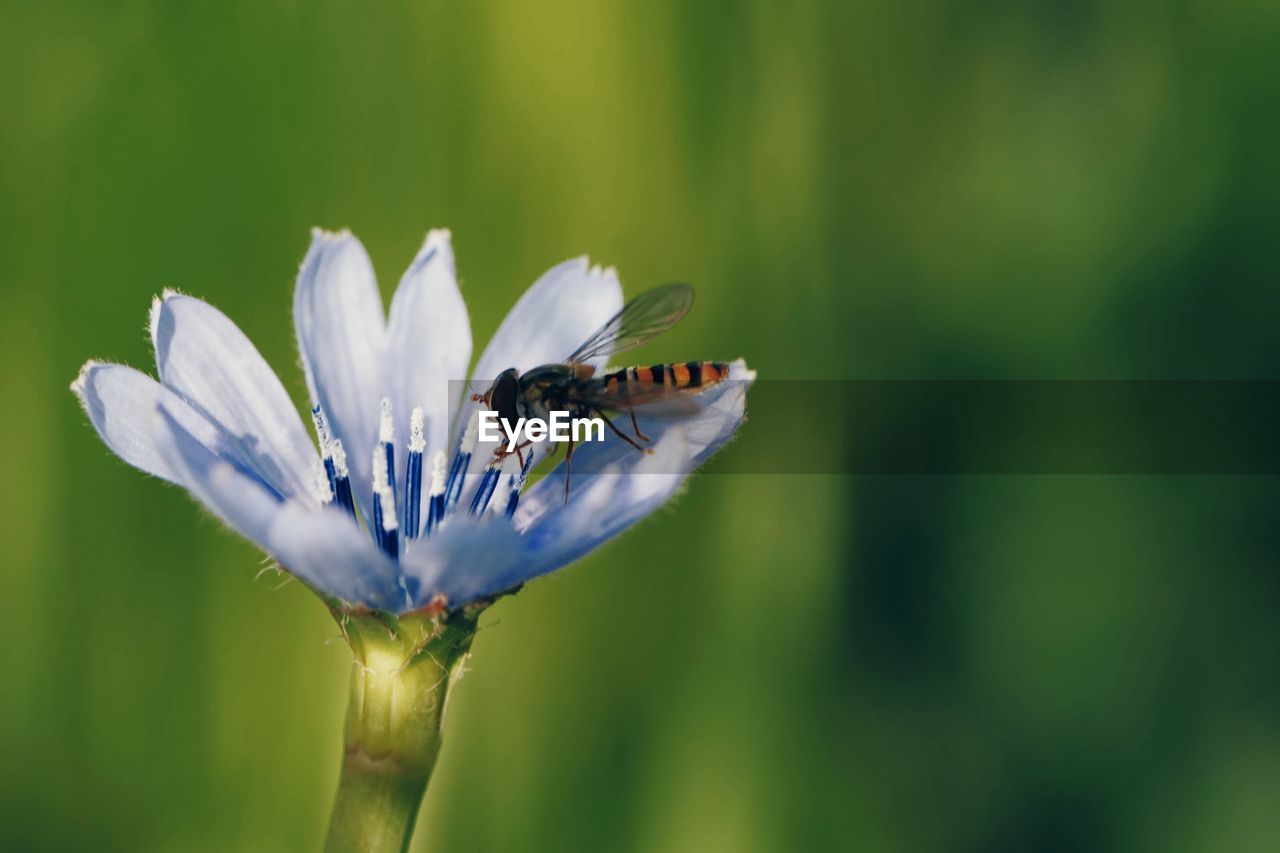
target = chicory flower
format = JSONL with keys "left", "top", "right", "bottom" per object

{"left": 72, "top": 228, "right": 752, "bottom": 615}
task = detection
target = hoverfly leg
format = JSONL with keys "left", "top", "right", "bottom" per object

{"left": 628, "top": 408, "right": 651, "bottom": 443}
{"left": 596, "top": 408, "right": 653, "bottom": 455}
{"left": 494, "top": 438, "right": 534, "bottom": 464}
{"left": 512, "top": 437, "right": 538, "bottom": 468}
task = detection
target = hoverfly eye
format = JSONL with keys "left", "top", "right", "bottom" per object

{"left": 489, "top": 370, "right": 520, "bottom": 425}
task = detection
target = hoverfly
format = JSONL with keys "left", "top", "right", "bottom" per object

{"left": 474, "top": 282, "right": 730, "bottom": 501}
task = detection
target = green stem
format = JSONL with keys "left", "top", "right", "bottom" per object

{"left": 326, "top": 753, "right": 431, "bottom": 853}
{"left": 324, "top": 609, "right": 477, "bottom": 853}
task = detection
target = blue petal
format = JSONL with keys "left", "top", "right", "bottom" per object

{"left": 266, "top": 503, "right": 405, "bottom": 611}
{"left": 440, "top": 430, "right": 693, "bottom": 605}
{"left": 71, "top": 361, "right": 256, "bottom": 489}
{"left": 293, "top": 230, "right": 388, "bottom": 522}
{"left": 152, "top": 404, "right": 280, "bottom": 544}
{"left": 470, "top": 257, "right": 623, "bottom": 381}
{"left": 155, "top": 405, "right": 402, "bottom": 610}
{"left": 150, "top": 292, "right": 320, "bottom": 503}
{"left": 385, "top": 229, "right": 472, "bottom": 479}
{"left": 398, "top": 515, "right": 523, "bottom": 609}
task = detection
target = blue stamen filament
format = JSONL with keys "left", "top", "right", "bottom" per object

{"left": 505, "top": 451, "right": 535, "bottom": 519}
{"left": 312, "top": 404, "right": 356, "bottom": 519}
{"left": 379, "top": 398, "right": 397, "bottom": 522}
{"left": 404, "top": 452, "right": 422, "bottom": 538}
{"left": 404, "top": 406, "right": 425, "bottom": 539}
{"left": 371, "top": 446, "right": 399, "bottom": 559}
{"left": 375, "top": 490, "right": 399, "bottom": 559}
{"left": 311, "top": 405, "right": 337, "bottom": 497}
{"left": 426, "top": 450, "right": 447, "bottom": 536}
{"left": 384, "top": 445, "right": 397, "bottom": 505}
{"left": 445, "top": 412, "right": 479, "bottom": 511}
{"left": 469, "top": 464, "right": 501, "bottom": 516}
{"left": 330, "top": 441, "right": 356, "bottom": 519}
{"left": 444, "top": 452, "right": 467, "bottom": 509}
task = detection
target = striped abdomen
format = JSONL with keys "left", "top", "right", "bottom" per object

{"left": 602, "top": 361, "right": 731, "bottom": 396}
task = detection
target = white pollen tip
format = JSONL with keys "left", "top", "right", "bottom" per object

{"left": 310, "top": 407, "right": 333, "bottom": 458}
{"left": 379, "top": 398, "right": 394, "bottom": 444}
{"left": 378, "top": 489, "right": 398, "bottom": 530}
{"left": 330, "top": 438, "right": 349, "bottom": 477}
{"left": 409, "top": 407, "right": 425, "bottom": 452}
{"left": 372, "top": 447, "right": 389, "bottom": 492}
{"left": 461, "top": 413, "right": 479, "bottom": 454}
{"left": 70, "top": 359, "right": 102, "bottom": 393}
{"left": 428, "top": 450, "right": 448, "bottom": 497}
{"left": 313, "top": 457, "right": 334, "bottom": 504}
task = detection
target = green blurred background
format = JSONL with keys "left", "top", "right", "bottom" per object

{"left": 4, "top": 1, "right": 1280, "bottom": 850}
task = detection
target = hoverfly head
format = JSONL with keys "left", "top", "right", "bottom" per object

{"left": 481, "top": 368, "right": 521, "bottom": 425}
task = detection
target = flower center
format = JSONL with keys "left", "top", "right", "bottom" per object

{"left": 311, "top": 398, "right": 530, "bottom": 563}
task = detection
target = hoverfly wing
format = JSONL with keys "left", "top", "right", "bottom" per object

{"left": 565, "top": 282, "right": 694, "bottom": 365}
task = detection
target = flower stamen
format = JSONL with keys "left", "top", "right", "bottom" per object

{"left": 504, "top": 451, "right": 535, "bottom": 519}
{"left": 404, "top": 406, "right": 425, "bottom": 539}
{"left": 313, "top": 405, "right": 357, "bottom": 519}
{"left": 330, "top": 438, "right": 357, "bottom": 519}
{"left": 371, "top": 446, "right": 399, "bottom": 559}
{"left": 445, "top": 412, "right": 478, "bottom": 512}
{"left": 469, "top": 462, "right": 501, "bottom": 516}
{"left": 379, "top": 398, "right": 397, "bottom": 508}
{"left": 311, "top": 406, "right": 338, "bottom": 496}
{"left": 426, "top": 450, "right": 447, "bottom": 536}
